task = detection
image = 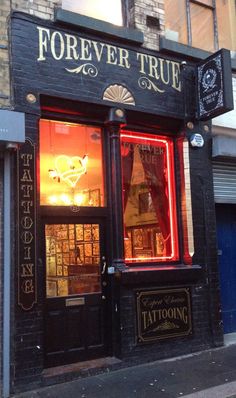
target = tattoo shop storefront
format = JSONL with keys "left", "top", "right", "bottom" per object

{"left": 10, "top": 10, "right": 226, "bottom": 393}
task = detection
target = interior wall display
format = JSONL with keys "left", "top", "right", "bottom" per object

{"left": 45, "top": 223, "right": 101, "bottom": 297}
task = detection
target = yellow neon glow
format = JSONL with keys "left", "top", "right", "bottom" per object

{"left": 74, "top": 193, "right": 85, "bottom": 206}
{"left": 49, "top": 154, "right": 88, "bottom": 188}
{"left": 49, "top": 195, "right": 58, "bottom": 205}
{"left": 60, "top": 194, "right": 72, "bottom": 205}
{"left": 48, "top": 193, "right": 87, "bottom": 206}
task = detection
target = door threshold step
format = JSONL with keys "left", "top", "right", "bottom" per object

{"left": 42, "top": 357, "right": 122, "bottom": 386}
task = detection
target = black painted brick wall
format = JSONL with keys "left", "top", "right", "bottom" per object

{"left": 119, "top": 283, "right": 213, "bottom": 364}
{"left": 118, "top": 125, "right": 223, "bottom": 363}
{"left": 189, "top": 125, "right": 223, "bottom": 347}
{"left": 11, "top": 114, "right": 44, "bottom": 394}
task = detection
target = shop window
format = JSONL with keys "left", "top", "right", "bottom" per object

{"left": 62, "top": 0, "right": 124, "bottom": 26}
{"left": 165, "top": 0, "right": 236, "bottom": 52}
{"left": 121, "top": 131, "right": 179, "bottom": 263}
{"left": 39, "top": 120, "right": 105, "bottom": 207}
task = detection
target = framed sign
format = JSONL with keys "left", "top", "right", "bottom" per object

{"left": 17, "top": 138, "right": 37, "bottom": 310}
{"left": 136, "top": 288, "right": 192, "bottom": 343}
{"left": 197, "top": 49, "right": 233, "bottom": 120}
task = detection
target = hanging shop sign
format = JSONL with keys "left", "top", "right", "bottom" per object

{"left": 17, "top": 138, "right": 37, "bottom": 310}
{"left": 11, "top": 13, "right": 190, "bottom": 119}
{"left": 136, "top": 288, "right": 192, "bottom": 343}
{"left": 0, "top": 109, "right": 25, "bottom": 143}
{"left": 197, "top": 49, "right": 234, "bottom": 120}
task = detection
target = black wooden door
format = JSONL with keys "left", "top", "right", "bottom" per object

{"left": 43, "top": 221, "right": 109, "bottom": 367}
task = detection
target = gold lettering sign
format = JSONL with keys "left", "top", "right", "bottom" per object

{"left": 17, "top": 138, "right": 37, "bottom": 310}
{"left": 136, "top": 288, "right": 192, "bottom": 343}
{"left": 37, "top": 26, "right": 181, "bottom": 94}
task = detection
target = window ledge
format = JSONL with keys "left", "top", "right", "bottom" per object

{"left": 55, "top": 8, "right": 144, "bottom": 45}
{"left": 118, "top": 264, "right": 204, "bottom": 285}
{"left": 159, "top": 37, "right": 212, "bottom": 61}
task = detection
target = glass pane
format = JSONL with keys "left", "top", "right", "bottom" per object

{"left": 121, "top": 132, "right": 179, "bottom": 263}
{"left": 40, "top": 120, "right": 105, "bottom": 207}
{"left": 62, "top": 0, "right": 123, "bottom": 26}
{"left": 46, "top": 223, "right": 101, "bottom": 297}
{"left": 190, "top": 3, "right": 215, "bottom": 51}
{"left": 217, "top": 0, "right": 236, "bottom": 51}
{"left": 164, "top": 0, "right": 188, "bottom": 45}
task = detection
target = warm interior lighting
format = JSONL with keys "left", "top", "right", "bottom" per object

{"left": 61, "top": 194, "right": 72, "bottom": 205}
{"left": 74, "top": 193, "right": 85, "bottom": 206}
{"left": 39, "top": 120, "right": 105, "bottom": 207}
{"left": 49, "top": 195, "right": 58, "bottom": 205}
{"left": 62, "top": 0, "right": 123, "bottom": 26}
{"left": 121, "top": 131, "right": 179, "bottom": 263}
{"left": 48, "top": 154, "right": 88, "bottom": 188}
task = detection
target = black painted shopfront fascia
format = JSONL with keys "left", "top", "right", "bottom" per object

{"left": 10, "top": 11, "right": 223, "bottom": 393}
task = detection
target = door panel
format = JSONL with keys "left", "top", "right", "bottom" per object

{"left": 44, "top": 221, "right": 108, "bottom": 367}
{"left": 216, "top": 204, "right": 236, "bottom": 334}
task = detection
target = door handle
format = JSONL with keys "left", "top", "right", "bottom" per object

{"left": 102, "top": 260, "right": 107, "bottom": 274}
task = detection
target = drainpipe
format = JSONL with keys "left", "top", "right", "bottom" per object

{"left": 3, "top": 149, "right": 11, "bottom": 398}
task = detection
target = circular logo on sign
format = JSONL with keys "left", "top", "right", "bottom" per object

{"left": 202, "top": 68, "right": 217, "bottom": 92}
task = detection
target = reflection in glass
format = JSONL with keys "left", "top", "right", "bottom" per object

{"left": 62, "top": 0, "right": 123, "bottom": 26}
{"left": 121, "top": 132, "right": 179, "bottom": 263}
{"left": 190, "top": 3, "right": 215, "bottom": 52}
{"left": 164, "top": 0, "right": 188, "bottom": 45}
{"left": 46, "top": 224, "right": 101, "bottom": 297}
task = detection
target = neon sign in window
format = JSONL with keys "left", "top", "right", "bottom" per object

{"left": 121, "top": 131, "right": 179, "bottom": 263}
{"left": 40, "top": 120, "right": 105, "bottom": 207}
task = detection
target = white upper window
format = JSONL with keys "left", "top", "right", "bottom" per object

{"left": 62, "top": 0, "right": 123, "bottom": 26}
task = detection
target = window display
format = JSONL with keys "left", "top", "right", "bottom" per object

{"left": 121, "top": 131, "right": 179, "bottom": 263}
{"left": 40, "top": 120, "right": 105, "bottom": 207}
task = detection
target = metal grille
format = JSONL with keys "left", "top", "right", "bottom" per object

{"left": 213, "top": 162, "right": 236, "bottom": 203}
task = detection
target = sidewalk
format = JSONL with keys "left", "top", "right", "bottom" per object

{"left": 13, "top": 343, "right": 236, "bottom": 398}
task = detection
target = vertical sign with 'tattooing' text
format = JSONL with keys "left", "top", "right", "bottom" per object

{"left": 17, "top": 138, "right": 37, "bottom": 310}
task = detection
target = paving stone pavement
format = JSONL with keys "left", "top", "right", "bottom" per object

{"left": 12, "top": 343, "right": 236, "bottom": 398}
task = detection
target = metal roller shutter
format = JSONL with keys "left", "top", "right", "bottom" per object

{"left": 213, "top": 162, "right": 236, "bottom": 204}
